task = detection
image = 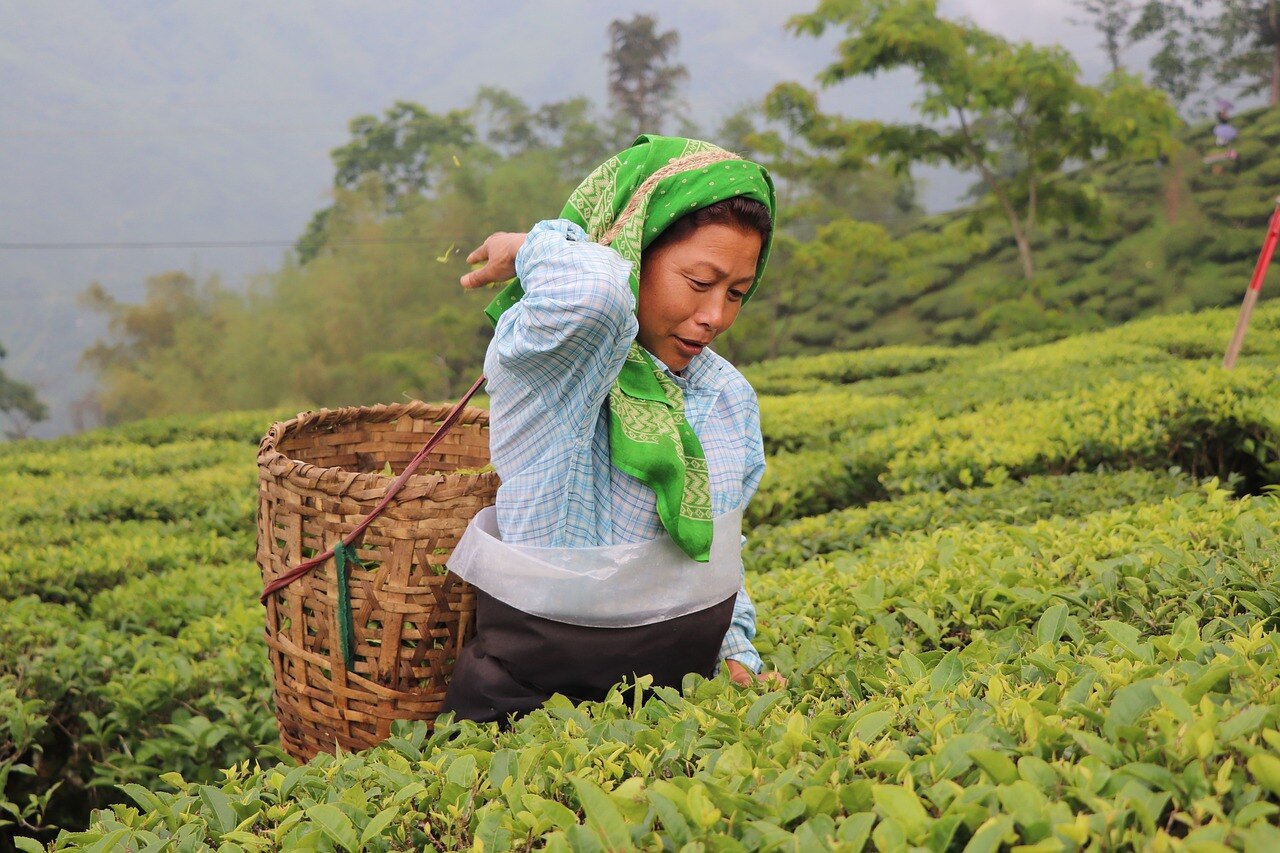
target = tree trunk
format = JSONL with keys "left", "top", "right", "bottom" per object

{"left": 981, "top": 166, "right": 1035, "bottom": 279}
{"left": 1012, "top": 224, "right": 1035, "bottom": 280}
{"left": 1272, "top": 0, "right": 1280, "bottom": 108}
{"left": 1272, "top": 41, "right": 1280, "bottom": 108}
{"left": 957, "top": 107, "right": 1036, "bottom": 279}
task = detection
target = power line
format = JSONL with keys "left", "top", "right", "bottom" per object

{"left": 0, "top": 237, "right": 445, "bottom": 250}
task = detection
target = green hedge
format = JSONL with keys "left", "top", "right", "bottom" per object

{"left": 4, "top": 303, "right": 1279, "bottom": 848}
{"left": 49, "top": 489, "right": 1280, "bottom": 851}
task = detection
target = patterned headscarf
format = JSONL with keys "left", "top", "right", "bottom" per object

{"left": 486, "top": 135, "right": 776, "bottom": 561}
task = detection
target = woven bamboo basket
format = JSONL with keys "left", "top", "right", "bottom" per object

{"left": 256, "top": 400, "right": 498, "bottom": 762}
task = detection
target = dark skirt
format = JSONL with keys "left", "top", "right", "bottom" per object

{"left": 442, "top": 590, "right": 736, "bottom": 724}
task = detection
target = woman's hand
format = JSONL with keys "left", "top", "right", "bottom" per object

{"left": 725, "top": 659, "right": 787, "bottom": 688}
{"left": 460, "top": 232, "right": 527, "bottom": 289}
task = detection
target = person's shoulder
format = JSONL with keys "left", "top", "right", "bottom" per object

{"left": 524, "top": 219, "right": 629, "bottom": 269}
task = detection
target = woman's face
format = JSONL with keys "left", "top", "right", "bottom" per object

{"left": 636, "top": 222, "right": 763, "bottom": 373}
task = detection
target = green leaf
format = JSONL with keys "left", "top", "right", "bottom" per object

{"left": 929, "top": 649, "right": 964, "bottom": 692}
{"left": 1219, "top": 705, "right": 1269, "bottom": 742}
{"left": 1105, "top": 680, "right": 1159, "bottom": 737}
{"left": 1035, "top": 603, "right": 1068, "bottom": 645}
{"left": 445, "top": 754, "right": 478, "bottom": 787}
{"left": 1151, "top": 684, "right": 1195, "bottom": 725}
{"left": 1098, "top": 619, "right": 1152, "bottom": 663}
{"left": 871, "top": 784, "right": 929, "bottom": 840}
{"left": 13, "top": 838, "right": 45, "bottom": 853}
{"left": 836, "top": 812, "right": 874, "bottom": 850}
{"left": 571, "top": 777, "right": 631, "bottom": 849}
{"left": 306, "top": 803, "right": 359, "bottom": 852}
{"left": 962, "top": 815, "right": 1015, "bottom": 853}
{"left": 198, "top": 784, "right": 236, "bottom": 835}
{"left": 1117, "top": 762, "right": 1179, "bottom": 792}
{"left": 523, "top": 794, "right": 580, "bottom": 831}
{"left": 360, "top": 807, "right": 399, "bottom": 847}
{"left": 1248, "top": 754, "right": 1280, "bottom": 798}
{"left": 968, "top": 749, "right": 1018, "bottom": 785}
{"left": 744, "top": 691, "right": 787, "bottom": 727}
{"left": 900, "top": 607, "right": 940, "bottom": 642}
{"left": 852, "top": 710, "right": 894, "bottom": 743}
{"left": 898, "top": 652, "right": 927, "bottom": 682}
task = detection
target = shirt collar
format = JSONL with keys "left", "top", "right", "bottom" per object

{"left": 648, "top": 347, "right": 726, "bottom": 391}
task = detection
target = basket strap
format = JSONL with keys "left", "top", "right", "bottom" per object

{"left": 334, "top": 541, "right": 359, "bottom": 670}
{"left": 259, "top": 373, "right": 489, "bottom": 604}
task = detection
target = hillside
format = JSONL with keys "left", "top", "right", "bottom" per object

{"left": 3, "top": 301, "right": 1278, "bottom": 849}
{"left": 719, "top": 107, "right": 1280, "bottom": 362}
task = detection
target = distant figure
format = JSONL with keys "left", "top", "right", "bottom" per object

{"left": 1206, "top": 99, "right": 1238, "bottom": 172}
{"left": 1213, "top": 117, "right": 1237, "bottom": 147}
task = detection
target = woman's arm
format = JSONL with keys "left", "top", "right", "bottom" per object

{"left": 475, "top": 221, "right": 637, "bottom": 418}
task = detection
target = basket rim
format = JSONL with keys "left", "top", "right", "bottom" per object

{"left": 257, "top": 399, "right": 499, "bottom": 494}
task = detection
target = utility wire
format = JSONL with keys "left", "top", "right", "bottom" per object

{"left": 0, "top": 238, "right": 443, "bottom": 250}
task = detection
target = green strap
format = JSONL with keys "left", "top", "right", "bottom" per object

{"left": 334, "top": 542, "right": 358, "bottom": 672}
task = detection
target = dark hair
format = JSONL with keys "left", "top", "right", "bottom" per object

{"left": 644, "top": 195, "right": 772, "bottom": 257}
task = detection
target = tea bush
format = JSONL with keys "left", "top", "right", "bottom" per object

{"left": 2, "top": 304, "right": 1278, "bottom": 849}
{"left": 48, "top": 487, "right": 1280, "bottom": 851}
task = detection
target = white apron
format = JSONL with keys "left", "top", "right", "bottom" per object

{"left": 447, "top": 507, "right": 744, "bottom": 628}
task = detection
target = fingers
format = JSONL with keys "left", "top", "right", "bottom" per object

{"left": 725, "top": 659, "right": 787, "bottom": 688}
{"left": 459, "top": 232, "right": 525, "bottom": 290}
{"left": 459, "top": 263, "right": 493, "bottom": 290}
{"left": 459, "top": 242, "right": 490, "bottom": 289}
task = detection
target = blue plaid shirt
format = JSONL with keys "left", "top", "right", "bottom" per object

{"left": 483, "top": 219, "right": 765, "bottom": 673}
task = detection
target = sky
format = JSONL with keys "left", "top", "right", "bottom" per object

{"left": 0, "top": 0, "right": 1165, "bottom": 437}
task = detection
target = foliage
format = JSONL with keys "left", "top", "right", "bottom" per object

{"left": 45, "top": 483, "right": 1280, "bottom": 851}
{"left": 0, "top": 342, "right": 48, "bottom": 441}
{"left": 774, "top": 0, "right": 1182, "bottom": 279}
{"left": 605, "top": 14, "right": 689, "bottom": 138}
{"left": 78, "top": 54, "right": 1280, "bottom": 428}
{"left": 6, "top": 302, "right": 1280, "bottom": 848}
{"left": 1071, "top": 0, "right": 1140, "bottom": 75}
{"left": 719, "top": 105, "right": 1280, "bottom": 363}
{"left": 1135, "top": 0, "right": 1280, "bottom": 108}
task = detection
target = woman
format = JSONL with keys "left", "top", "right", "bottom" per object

{"left": 443, "top": 135, "right": 782, "bottom": 725}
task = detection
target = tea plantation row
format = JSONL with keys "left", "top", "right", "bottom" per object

{"left": 0, "top": 303, "right": 1276, "bottom": 850}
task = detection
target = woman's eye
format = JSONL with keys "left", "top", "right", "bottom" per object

{"left": 687, "top": 277, "right": 712, "bottom": 288}
{"left": 728, "top": 289, "right": 747, "bottom": 302}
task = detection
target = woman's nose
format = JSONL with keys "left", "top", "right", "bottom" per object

{"left": 693, "top": 293, "right": 729, "bottom": 331}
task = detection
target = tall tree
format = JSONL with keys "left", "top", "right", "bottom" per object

{"left": 1133, "top": 1, "right": 1280, "bottom": 108}
{"left": 1130, "top": 2, "right": 1216, "bottom": 106}
{"left": 777, "top": 0, "right": 1180, "bottom": 280}
{"left": 1071, "top": 0, "right": 1139, "bottom": 75}
{"left": 1210, "top": 0, "right": 1280, "bottom": 106}
{"left": 605, "top": 14, "right": 689, "bottom": 136}
{"left": 0, "top": 343, "right": 47, "bottom": 440}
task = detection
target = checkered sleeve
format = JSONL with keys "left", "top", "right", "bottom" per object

{"left": 720, "top": 582, "right": 763, "bottom": 673}
{"left": 720, "top": 389, "right": 767, "bottom": 673}
{"left": 490, "top": 219, "right": 637, "bottom": 417}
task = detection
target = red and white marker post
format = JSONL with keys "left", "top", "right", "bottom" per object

{"left": 1223, "top": 198, "right": 1280, "bottom": 369}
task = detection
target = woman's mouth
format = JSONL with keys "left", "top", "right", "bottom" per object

{"left": 674, "top": 336, "right": 708, "bottom": 357}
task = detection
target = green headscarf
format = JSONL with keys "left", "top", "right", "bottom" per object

{"left": 486, "top": 135, "right": 776, "bottom": 561}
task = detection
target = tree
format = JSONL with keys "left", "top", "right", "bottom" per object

{"left": 1071, "top": 0, "right": 1140, "bottom": 75}
{"left": 1133, "top": 1, "right": 1280, "bottom": 108}
{"left": 1205, "top": 0, "right": 1280, "bottom": 106}
{"left": 80, "top": 272, "right": 233, "bottom": 425}
{"left": 777, "top": 0, "right": 1181, "bottom": 280}
{"left": 0, "top": 343, "right": 47, "bottom": 440}
{"left": 296, "top": 90, "right": 621, "bottom": 264}
{"left": 605, "top": 14, "right": 689, "bottom": 136}
{"left": 332, "top": 101, "right": 476, "bottom": 208}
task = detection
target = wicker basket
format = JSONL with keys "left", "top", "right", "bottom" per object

{"left": 256, "top": 401, "right": 499, "bottom": 762}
